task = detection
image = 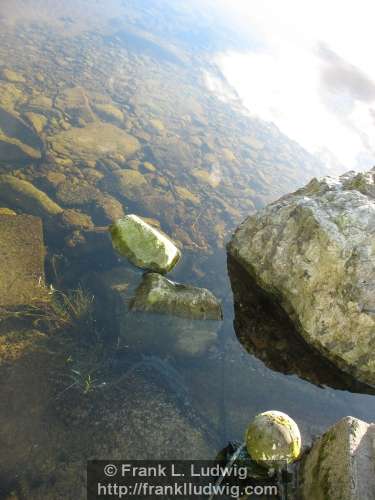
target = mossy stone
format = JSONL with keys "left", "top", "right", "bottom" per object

{"left": 130, "top": 272, "right": 223, "bottom": 320}
{"left": 109, "top": 214, "right": 181, "bottom": 273}
{"left": 246, "top": 410, "right": 301, "bottom": 468}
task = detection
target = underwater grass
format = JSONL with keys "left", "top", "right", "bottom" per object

{"left": 0, "top": 285, "right": 95, "bottom": 334}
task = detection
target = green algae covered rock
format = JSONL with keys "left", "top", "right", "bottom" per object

{"left": 246, "top": 410, "right": 301, "bottom": 468}
{"left": 0, "top": 175, "right": 63, "bottom": 217}
{"left": 228, "top": 167, "right": 375, "bottom": 386}
{"left": 130, "top": 272, "right": 223, "bottom": 320}
{"left": 109, "top": 214, "right": 181, "bottom": 273}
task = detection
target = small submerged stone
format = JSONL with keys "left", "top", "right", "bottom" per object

{"left": 92, "top": 102, "right": 124, "bottom": 125}
{"left": 0, "top": 107, "right": 42, "bottom": 161}
{"left": 48, "top": 122, "right": 140, "bottom": 162}
{"left": 130, "top": 272, "right": 223, "bottom": 321}
{"left": 0, "top": 68, "right": 25, "bottom": 83}
{"left": 245, "top": 410, "right": 301, "bottom": 468}
{"left": 24, "top": 111, "right": 48, "bottom": 134}
{"left": 109, "top": 214, "right": 181, "bottom": 273}
{"left": 58, "top": 209, "right": 94, "bottom": 230}
{"left": 0, "top": 174, "right": 63, "bottom": 218}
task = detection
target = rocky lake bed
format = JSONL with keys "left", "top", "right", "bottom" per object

{"left": 0, "top": 1, "right": 375, "bottom": 499}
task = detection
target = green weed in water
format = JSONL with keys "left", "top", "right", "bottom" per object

{"left": 0, "top": 285, "right": 95, "bottom": 335}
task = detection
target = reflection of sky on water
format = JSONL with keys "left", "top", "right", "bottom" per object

{"left": 212, "top": 0, "right": 375, "bottom": 172}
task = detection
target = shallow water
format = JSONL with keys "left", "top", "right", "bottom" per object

{"left": 0, "top": 1, "right": 375, "bottom": 498}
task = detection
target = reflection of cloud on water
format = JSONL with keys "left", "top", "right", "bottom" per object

{"left": 203, "top": 70, "right": 238, "bottom": 104}
{"left": 316, "top": 43, "right": 375, "bottom": 165}
{"left": 215, "top": 48, "right": 372, "bottom": 173}
{"left": 208, "top": 163, "right": 222, "bottom": 188}
{"left": 210, "top": 1, "right": 375, "bottom": 173}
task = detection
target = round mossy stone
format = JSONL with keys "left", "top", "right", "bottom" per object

{"left": 109, "top": 214, "right": 181, "bottom": 273}
{"left": 245, "top": 410, "right": 301, "bottom": 468}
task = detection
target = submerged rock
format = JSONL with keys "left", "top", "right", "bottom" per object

{"left": 55, "top": 86, "right": 95, "bottom": 124}
{"left": 0, "top": 82, "right": 27, "bottom": 111}
{"left": 92, "top": 194, "right": 125, "bottom": 224}
{"left": 300, "top": 416, "right": 375, "bottom": 500}
{"left": 48, "top": 122, "right": 140, "bottom": 162}
{"left": 0, "top": 175, "right": 63, "bottom": 218}
{"left": 0, "top": 68, "right": 25, "bottom": 83}
{"left": 130, "top": 272, "right": 223, "bottom": 320}
{"left": 55, "top": 179, "right": 101, "bottom": 206}
{"left": 0, "top": 107, "right": 42, "bottom": 161}
{"left": 92, "top": 102, "right": 124, "bottom": 125}
{"left": 86, "top": 267, "right": 220, "bottom": 357}
{"left": 24, "top": 111, "right": 48, "bottom": 134}
{"left": 112, "top": 169, "right": 148, "bottom": 201}
{"left": 58, "top": 209, "right": 94, "bottom": 230}
{"left": 123, "top": 313, "right": 219, "bottom": 357}
{"left": 228, "top": 168, "right": 375, "bottom": 386}
{"left": 110, "top": 214, "right": 181, "bottom": 273}
{"left": 0, "top": 214, "right": 47, "bottom": 306}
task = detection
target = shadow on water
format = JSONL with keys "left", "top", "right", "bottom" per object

{"left": 227, "top": 254, "right": 375, "bottom": 395}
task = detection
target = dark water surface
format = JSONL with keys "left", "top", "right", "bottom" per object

{"left": 0, "top": 1, "right": 374, "bottom": 498}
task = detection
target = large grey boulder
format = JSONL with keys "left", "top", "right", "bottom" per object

{"left": 299, "top": 416, "right": 375, "bottom": 500}
{"left": 109, "top": 214, "right": 181, "bottom": 273}
{"left": 228, "top": 168, "right": 375, "bottom": 386}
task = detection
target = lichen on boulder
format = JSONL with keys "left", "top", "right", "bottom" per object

{"left": 300, "top": 416, "right": 375, "bottom": 500}
{"left": 110, "top": 214, "right": 181, "bottom": 273}
{"left": 228, "top": 167, "right": 375, "bottom": 386}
